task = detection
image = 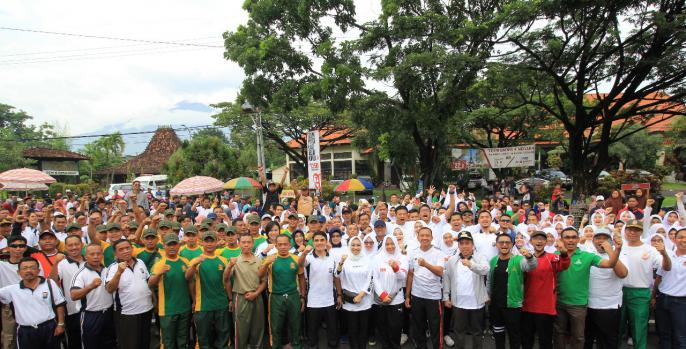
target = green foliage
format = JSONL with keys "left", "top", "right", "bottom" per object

{"left": 0, "top": 104, "right": 69, "bottom": 172}
{"left": 164, "top": 135, "right": 244, "bottom": 184}
{"left": 81, "top": 133, "right": 125, "bottom": 177}
{"left": 547, "top": 146, "right": 565, "bottom": 168}
{"left": 608, "top": 126, "right": 663, "bottom": 169}
{"left": 49, "top": 182, "right": 100, "bottom": 197}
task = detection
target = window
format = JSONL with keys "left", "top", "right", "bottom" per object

{"left": 322, "top": 161, "right": 332, "bottom": 178}
{"left": 289, "top": 164, "right": 305, "bottom": 179}
{"left": 333, "top": 152, "right": 352, "bottom": 159}
{"left": 333, "top": 160, "right": 353, "bottom": 179}
{"left": 355, "top": 160, "right": 371, "bottom": 176}
{"left": 320, "top": 153, "right": 332, "bottom": 160}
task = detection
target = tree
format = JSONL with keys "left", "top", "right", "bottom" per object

{"left": 503, "top": 0, "right": 686, "bottom": 198}
{"left": 0, "top": 104, "right": 68, "bottom": 172}
{"left": 163, "top": 135, "right": 243, "bottom": 184}
{"left": 212, "top": 101, "right": 353, "bottom": 173}
{"left": 222, "top": 0, "right": 515, "bottom": 186}
{"left": 608, "top": 126, "right": 664, "bottom": 170}
{"left": 81, "top": 133, "right": 125, "bottom": 182}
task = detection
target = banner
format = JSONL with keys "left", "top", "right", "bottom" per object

{"left": 306, "top": 130, "right": 322, "bottom": 190}
{"left": 482, "top": 145, "right": 535, "bottom": 169}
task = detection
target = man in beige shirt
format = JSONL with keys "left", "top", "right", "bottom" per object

{"left": 292, "top": 181, "right": 314, "bottom": 216}
{"left": 225, "top": 234, "right": 267, "bottom": 349}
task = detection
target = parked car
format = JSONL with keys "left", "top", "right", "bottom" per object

{"left": 107, "top": 183, "right": 133, "bottom": 200}
{"left": 515, "top": 177, "right": 550, "bottom": 191}
{"left": 467, "top": 171, "right": 488, "bottom": 189}
{"left": 536, "top": 168, "right": 573, "bottom": 188}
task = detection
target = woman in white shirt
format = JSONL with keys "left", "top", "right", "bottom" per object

{"left": 336, "top": 236, "right": 373, "bottom": 349}
{"left": 372, "top": 235, "right": 408, "bottom": 349}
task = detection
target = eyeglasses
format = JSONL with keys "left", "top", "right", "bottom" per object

{"left": 500, "top": 219, "right": 510, "bottom": 223}
{"left": 496, "top": 241, "right": 512, "bottom": 245}
{"left": 8, "top": 244, "right": 26, "bottom": 248}
{"left": 364, "top": 241, "right": 374, "bottom": 245}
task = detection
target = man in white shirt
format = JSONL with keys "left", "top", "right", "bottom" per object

{"left": 49, "top": 235, "right": 85, "bottom": 349}
{"left": 406, "top": 226, "right": 446, "bottom": 349}
{"left": 619, "top": 219, "right": 671, "bottom": 349}
{"left": 585, "top": 229, "right": 627, "bottom": 349}
{"left": 654, "top": 227, "right": 686, "bottom": 349}
{"left": 470, "top": 211, "right": 498, "bottom": 262}
{"left": 70, "top": 243, "right": 115, "bottom": 349}
{"left": 299, "top": 232, "right": 341, "bottom": 348}
{"left": 443, "top": 231, "right": 490, "bottom": 349}
{"left": 0, "top": 256, "right": 65, "bottom": 349}
{"left": 0, "top": 236, "right": 36, "bottom": 349}
{"left": 105, "top": 239, "right": 153, "bottom": 349}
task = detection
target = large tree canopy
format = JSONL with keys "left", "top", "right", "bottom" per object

{"left": 81, "top": 133, "right": 125, "bottom": 181}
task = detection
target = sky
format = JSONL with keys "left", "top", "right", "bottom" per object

{"left": 0, "top": 1, "right": 382, "bottom": 155}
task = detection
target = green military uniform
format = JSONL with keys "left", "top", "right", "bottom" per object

{"left": 218, "top": 246, "right": 241, "bottom": 260}
{"left": 152, "top": 253, "right": 192, "bottom": 349}
{"left": 252, "top": 236, "right": 266, "bottom": 252}
{"left": 192, "top": 253, "right": 231, "bottom": 349}
{"left": 180, "top": 245, "right": 203, "bottom": 260}
{"left": 265, "top": 253, "right": 304, "bottom": 349}
{"left": 230, "top": 254, "right": 264, "bottom": 349}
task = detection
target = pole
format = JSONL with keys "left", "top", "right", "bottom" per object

{"left": 257, "top": 111, "right": 265, "bottom": 168}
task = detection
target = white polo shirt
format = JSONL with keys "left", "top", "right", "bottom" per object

{"left": 71, "top": 264, "right": 113, "bottom": 312}
{"left": 657, "top": 252, "right": 686, "bottom": 297}
{"left": 0, "top": 261, "right": 44, "bottom": 288}
{"left": 408, "top": 246, "right": 446, "bottom": 300}
{"left": 56, "top": 257, "right": 85, "bottom": 315}
{"left": 21, "top": 225, "right": 40, "bottom": 247}
{"left": 588, "top": 252, "right": 623, "bottom": 309}
{"left": 304, "top": 252, "right": 337, "bottom": 308}
{"left": 105, "top": 259, "right": 153, "bottom": 315}
{"left": 620, "top": 243, "right": 663, "bottom": 288}
{"left": 0, "top": 277, "right": 66, "bottom": 326}
{"left": 471, "top": 231, "right": 498, "bottom": 262}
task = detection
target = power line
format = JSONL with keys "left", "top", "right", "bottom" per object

{"left": 1, "top": 124, "right": 227, "bottom": 143}
{"left": 0, "top": 27, "right": 224, "bottom": 48}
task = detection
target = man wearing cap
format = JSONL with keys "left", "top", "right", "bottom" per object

{"left": 0, "top": 218, "right": 13, "bottom": 251}
{"left": 521, "top": 231, "right": 570, "bottom": 349}
{"left": 102, "top": 223, "right": 126, "bottom": 266}
{"left": 259, "top": 165, "right": 287, "bottom": 213}
{"left": 134, "top": 228, "right": 164, "bottom": 272}
{"left": 105, "top": 239, "right": 154, "bottom": 349}
{"left": 444, "top": 231, "right": 490, "bottom": 349}
{"left": 185, "top": 231, "right": 231, "bottom": 349}
{"left": 372, "top": 220, "right": 387, "bottom": 248}
{"left": 180, "top": 225, "right": 203, "bottom": 260}
{"left": 149, "top": 233, "right": 192, "bottom": 349}
{"left": 225, "top": 233, "right": 267, "bottom": 349}
{"left": 247, "top": 214, "right": 267, "bottom": 252}
{"left": 218, "top": 227, "right": 241, "bottom": 260}
{"left": 553, "top": 226, "right": 620, "bottom": 349}
{"left": 70, "top": 242, "right": 115, "bottom": 349}
{"left": 585, "top": 228, "right": 627, "bottom": 349}
{"left": 588, "top": 195, "right": 606, "bottom": 216}
{"left": 49, "top": 235, "right": 85, "bottom": 349}
{"left": 489, "top": 233, "right": 538, "bottom": 349}
{"left": 30, "top": 230, "right": 63, "bottom": 276}
{"left": 618, "top": 219, "right": 671, "bottom": 349}
{"left": 215, "top": 223, "right": 230, "bottom": 247}
{"left": 0, "top": 236, "right": 34, "bottom": 349}
{"left": 282, "top": 213, "right": 299, "bottom": 236}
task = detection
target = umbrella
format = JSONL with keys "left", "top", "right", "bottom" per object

{"left": 0, "top": 182, "right": 49, "bottom": 191}
{"left": 224, "top": 177, "right": 263, "bottom": 190}
{"left": 334, "top": 178, "right": 374, "bottom": 192}
{"left": 169, "top": 176, "right": 225, "bottom": 196}
{"left": 0, "top": 168, "right": 56, "bottom": 184}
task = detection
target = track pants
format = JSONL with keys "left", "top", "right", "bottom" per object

{"left": 620, "top": 287, "right": 650, "bottom": 349}
{"left": 345, "top": 309, "right": 369, "bottom": 349}
{"left": 233, "top": 293, "right": 264, "bottom": 349}
{"left": 522, "top": 312, "right": 554, "bottom": 349}
{"left": 306, "top": 306, "right": 337, "bottom": 348}
{"left": 64, "top": 313, "right": 80, "bottom": 349}
{"left": 115, "top": 309, "right": 152, "bottom": 349}
{"left": 554, "top": 303, "right": 587, "bottom": 349}
{"left": 376, "top": 303, "right": 403, "bottom": 349}
{"left": 81, "top": 308, "right": 115, "bottom": 349}
{"left": 452, "top": 307, "right": 485, "bottom": 349}
{"left": 269, "top": 292, "right": 302, "bottom": 349}
{"left": 195, "top": 309, "right": 230, "bottom": 349}
{"left": 490, "top": 306, "right": 522, "bottom": 349}
{"left": 17, "top": 319, "right": 58, "bottom": 349}
{"left": 160, "top": 312, "right": 191, "bottom": 349}
{"left": 410, "top": 296, "right": 443, "bottom": 349}
{"left": 584, "top": 308, "right": 620, "bottom": 349}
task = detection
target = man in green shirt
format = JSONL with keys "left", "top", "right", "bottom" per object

{"left": 184, "top": 231, "right": 230, "bottom": 349}
{"left": 179, "top": 226, "right": 202, "bottom": 260}
{"left": 247, "top": 215, "right": 266, "bottom": 252}
{"left": 258, "top": 234, "right": 306, "bottom": 349}
{"left": 149, "top": 233, "right": 193, "bottom": 349}
{"left": 554, "top": 226, "right": 619, "bottom": 349}
{"left": 134, "top": 229, "right": 164, "bottom": 272}
{"left": 218, "top": 227, "right": 241, "bottom": 260}
{"left": 225, "top": 234, "right": 267, "bottom": 349}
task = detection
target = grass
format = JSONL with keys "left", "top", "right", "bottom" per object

{"left": 661, "top": 182, "right": 686, "bottom": 191}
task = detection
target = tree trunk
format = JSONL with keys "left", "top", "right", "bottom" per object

{"left": 418, "top": 145, "right": 446, "bottom": 189}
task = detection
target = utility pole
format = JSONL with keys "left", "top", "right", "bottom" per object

{"left": 242, "top": 101, "right": 265, "bottom": 169}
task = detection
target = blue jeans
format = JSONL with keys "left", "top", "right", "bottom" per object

{"left": 656, "top": 293, "right": 686, "bottom": 349}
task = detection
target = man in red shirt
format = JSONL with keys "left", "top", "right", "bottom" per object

{"left": 522, "top": 230, "right": 570, "bottom": 349}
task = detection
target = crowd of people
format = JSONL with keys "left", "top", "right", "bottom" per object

{"left": 0, "top": 168, "right": 684, "bottom": 349}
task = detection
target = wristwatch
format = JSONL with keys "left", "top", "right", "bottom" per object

{"left": 57, "top": 322, "right": 65, "bottom": 327}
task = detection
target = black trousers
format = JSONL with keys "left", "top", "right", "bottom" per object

{"left": 521, "top": 312, "right": 554, "bottom": 349}
{"left": 452, "top": 307, "right": 485, "bottom": 349}
{"left": 306, "top": 306, "right": 338, "bottom": 348}
{"left": 490, "top": 306, "right": 522, "bottom": 349}
{"left": 17, "top": 319, "right": 59, "bottom": 349}
{"left": 584, "top": 308, "right": 620, "bottom": 349}
{"left": 345, "top": 309, "right": 370, "bottom": 349}
{"left": 376, "top": 303, "right": 403, "bottom": 349}
{"left": 64, "top": 312, "right": 81, "bottom": 349}
{"left": 81, "top": 308, "right": 116, "bottom": 349}
{"left": 410, "top": 296, "right": 443, "bottom": 349}
{"left": 115, "top": 309, "right": 152, "bottom": 349}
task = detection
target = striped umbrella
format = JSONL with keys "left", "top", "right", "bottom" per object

{"left": 224, "top": 177, "right": 263, "bottom": 190}
{"left": 0, "top": 168, "right": 56, "bottom": 184}
{"left": 334, "top": 178, "right": 374, "bottom": 192}
{"left": 169, "top": 176, "right": 225, "bottom": 196}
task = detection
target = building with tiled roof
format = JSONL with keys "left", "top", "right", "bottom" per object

{"left": 22, "top": 148, "right": 89, "bottom": 182}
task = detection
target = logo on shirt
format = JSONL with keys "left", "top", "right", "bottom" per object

{"left": 182, "top": 266, "right": 187, "bottom": 272}
{"left": 574, "top": 259, "right": 582, "bottom": 265}
{"left": 641, "top": 252, "right": 650, "bottom": 260}
{"left": 42, "top": 291, "right": 48, "bottom": 299}
{"left": 218, "top": 265, "right": 224, "bottom": 271}
{"left": 290, "top": 262, "right": 296, "bottom": 270}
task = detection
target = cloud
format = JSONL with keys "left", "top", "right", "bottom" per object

{"left": 170, "top": 100, "right": 215, "bottom": 113}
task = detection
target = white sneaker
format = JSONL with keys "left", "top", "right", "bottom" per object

{"left": 444, "top": 335, "right": 455, "bottom": 347}
{"left": 627, "top": 338, "right": 634, "bottom": 346}
{"left": 400, "top": 333, "right": 408, "bottom": 345}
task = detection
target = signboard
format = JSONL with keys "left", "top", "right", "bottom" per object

{"left": 482, "top": 145, "right": 535, "bottom": 169}
{"left": 280, "top": 189, "right": 296, "bottom": 199}
{"left": 451, "top": 148, "right": 487, "bottom": 169}
{"left": 41, "top": 160, "right": 79, "bottom": 176}
{"left": 450, "top": 159, "right": 467, "bottom": 171}
{"left": 306, "top": 130, "right": 322, "bottom": 190}
{"left": 621, "top": 183, "right": 650, "bottom": 191}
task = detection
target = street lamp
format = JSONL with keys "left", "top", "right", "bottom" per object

{"left": 242, "top": 101, "right": 265, "bottom": 169}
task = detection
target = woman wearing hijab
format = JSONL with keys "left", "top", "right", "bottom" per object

{"left": 372, "top": 235, "right": 408, "bottom": 349}
{"left": 605, "top": 190, "right": 625, "bottom": 215}
{"left": 337, "top": 236, "right": 373, "bottom": 349}
{"left": 292, "top": 230, "right": 307, "bottom": 255}
{"left": 328, "top": 227, "right": 346, "bottom": 259}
